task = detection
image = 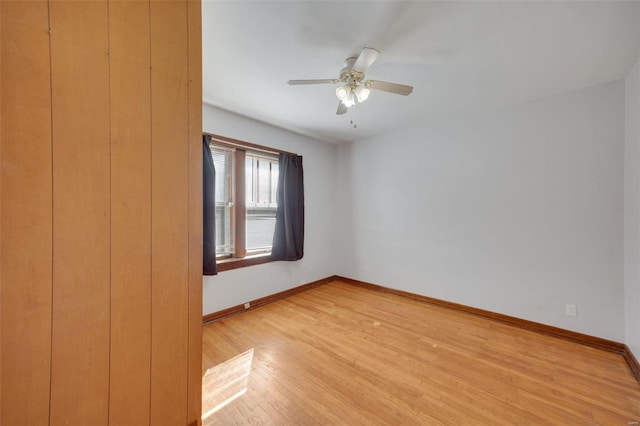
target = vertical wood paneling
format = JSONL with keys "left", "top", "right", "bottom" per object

{"left": 1, "top": 4, "right": 3, "bottom": 413}
{"left": 2, "top": 1, "right": 201, "bottom": 423}
{"left": 49, "top": 1, "right": 111, "bottom": 424}
{"left": 187, "top": 1, "right": 203, "bottom": 423}
{"left": 0, "top": 2, "right": 53, "bottom": 424}
{"left": 108, "top": 1, "right": 152, "bottom": 424}
{"left": 150, "top": 1, "right": 190, "bottom": 424}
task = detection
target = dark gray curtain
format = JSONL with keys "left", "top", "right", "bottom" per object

{"left": 203, "top": 135, "right": 217, "bottom": 275}
{"left": 271, "top": 153, "right": 304, "bottom": 261}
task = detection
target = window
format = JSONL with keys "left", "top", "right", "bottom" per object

{"left": 245, "top": 153, "right": 279, "bottom": 253}
{"left": 210, "top": 145, "right": 235, "bottom": 257}
{"left": 209, "top": 137, "right": 280, "bottom": 270}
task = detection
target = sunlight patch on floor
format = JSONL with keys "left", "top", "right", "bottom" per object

{"left": 202, "top": 348, "right": 254, "bottom": 422}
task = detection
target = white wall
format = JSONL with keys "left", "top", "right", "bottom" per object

{"left": 625, "top": 58, "right": 640, "bottom": 357}
{"left": 202, "top": 104, "right": 338, "bottom": 315}
{"left": 337, "top": 81, "right": 626, "bottom": 341}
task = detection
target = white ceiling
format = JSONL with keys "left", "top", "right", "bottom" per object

{"left": 202, "top": 1, "right": 640, "bottom": 143}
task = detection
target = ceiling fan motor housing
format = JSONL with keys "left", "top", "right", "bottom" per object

{"left": 340, "top": 57, "right": 359, "bottom": 84}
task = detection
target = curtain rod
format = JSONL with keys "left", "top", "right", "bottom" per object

{"left": 203, "top": 132, "right": 297, "bottom": 157}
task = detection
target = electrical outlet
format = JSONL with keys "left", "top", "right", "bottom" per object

{"left": 244, "top": 302, "right": 250, "bottom": 310}
{"left": 565, "top": 304, "right": 577, "bottom": 317}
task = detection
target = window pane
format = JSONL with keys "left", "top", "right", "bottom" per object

{"left": 270, "top": 162, "right": 279, "bottom": 204}
{"left": 245, "top": 153, "right": 278, "bottom": 252}
{"left": 258, "top": 159, "right": 270, "bottom": 203}
{"left": 246, "top": 206, "right": 277, "bottom": 251}
{"left": 212, "top": 150, "right": 228, "bottom": 203}
{"left": 245, "top": 156, "right": 256, "bottom": 204}
{"left": 210, "top": 145, "right": 235, "bottom": 256}
{"left": 215, "top": 204, "right": 232, "bottom": 256}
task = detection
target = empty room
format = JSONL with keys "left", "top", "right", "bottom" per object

{"left": 200, "top": 1, "right": 640, "bottom": 424}
{"left": 2, "top": 1, "right": 640, "bottom": 425}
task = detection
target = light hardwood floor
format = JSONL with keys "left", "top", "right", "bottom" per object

{"left": 202, "top": 281, "right": 640, "bottom": 425}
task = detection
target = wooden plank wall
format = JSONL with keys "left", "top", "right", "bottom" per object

{"left": 49, "top": 2, "right": 112, "bottom": 422}
{"left": 0, "top": 2, "right": 53, "bottom": 424}
{"left": 0, "top": 3, "right": 2, "bottom": 416}
{"left": 150, "top": 1, "right": 190, "bottom": 424}
{"left": 0, "top": 1, "right": 203, "bottom": 425}
{"left": 187, "top": 0, "right": 204, "bottom": 422}
{"left": 109, "top": 1, "right": 152, "bottom": 424}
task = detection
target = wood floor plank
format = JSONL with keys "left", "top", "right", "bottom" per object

{"left": 203, "top": 281, "right": 640, "bottom": 425}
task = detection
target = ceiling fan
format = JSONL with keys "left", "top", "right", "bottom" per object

{"left": 287, "top": 47, "right": 413, "bottom": 115}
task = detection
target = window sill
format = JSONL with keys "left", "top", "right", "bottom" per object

{"left": 216, "top": 253, "right": 274, "bottom": 272}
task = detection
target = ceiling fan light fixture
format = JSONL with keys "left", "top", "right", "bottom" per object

{"left": 336, "top": 85, "right": 351, "bottom": 101}
{"left": 343, "top": 91, "right": 356, "bottom": 107}
{"left": 355, "top": 85, "right": 370, "bottom": 102}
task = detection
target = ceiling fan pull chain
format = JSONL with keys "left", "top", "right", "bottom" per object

{"left": 347, "top": 105, "right": 358, "bottom": 129}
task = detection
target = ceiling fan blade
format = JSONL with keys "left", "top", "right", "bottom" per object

{"left": 352, "top": 47, "right": 380, "bottom": 74}
{"left": 366, "top": 80, "right": 413, "bottom": 96}
{"left": 336, "top": 102, "right": 347, "bottom": 115}
{"left": 287, "top": 79, "right": 339, "bottom": 85}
